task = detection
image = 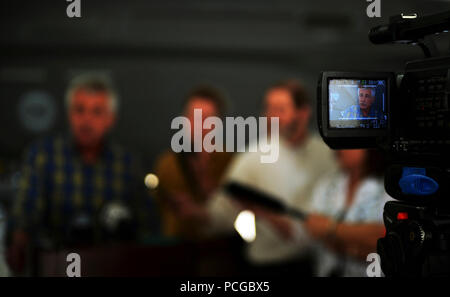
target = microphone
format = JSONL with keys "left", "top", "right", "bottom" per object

{"left": 224, "top": 182, "right": 308, "bottom": 220}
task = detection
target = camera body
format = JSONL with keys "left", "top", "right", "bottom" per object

{"left": 377, "top": 200, "right": 450, "bottom": 276}
{"left": 317, "top": 12, "right": 450, "bottom": 277}
{"left": 317, "top": 56, "right": 450, "bottom": 157}
{"left": 317, "top": 71, "right": 393, "bottom": 150}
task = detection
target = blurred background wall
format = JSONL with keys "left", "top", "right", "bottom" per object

{"left": 0, "top": 0, "right": 448, "bottom": 173}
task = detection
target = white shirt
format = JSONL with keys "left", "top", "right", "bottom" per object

{"left": 308, "top": 171, "right": 392, "bottom": 276}
{"left": 207, "top": 134, "right": 337, "bottom": 264}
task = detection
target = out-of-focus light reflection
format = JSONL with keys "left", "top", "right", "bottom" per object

{"left": 401, "top": 13, "right": 418, "bottom": 19}
{"left": 144, "top": 173, "right": 159, "bottom": 189}
{"left": 234, "top": 210, "right": 256, "bottom": 243}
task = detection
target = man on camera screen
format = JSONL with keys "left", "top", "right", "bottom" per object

{"left": 341, "top": 87, "right": 378, "bottom": 119}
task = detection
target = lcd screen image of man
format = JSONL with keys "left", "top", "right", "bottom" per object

{"left": 341, "top": 87, "right": 378, "bottom": 120}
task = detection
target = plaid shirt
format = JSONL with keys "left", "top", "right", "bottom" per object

{"left": 341, "top": 105, "right": 379, "bottom": 119}
{"left": 9, "top": 136, "right": 157, "bottom": 243}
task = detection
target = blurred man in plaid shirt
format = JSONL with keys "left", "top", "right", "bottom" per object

{"left": 7, "top": 75, "right": 158, "bottom": 274}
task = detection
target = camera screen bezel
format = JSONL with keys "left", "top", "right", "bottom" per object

{"left": 318, "top": 71, "right": 394, "bottom": 149}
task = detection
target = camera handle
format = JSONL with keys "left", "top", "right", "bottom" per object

{"left": 416, "top": 35, "right": 439, "bottom": 58}
{"left": 369, "top": 11, "right": 450, "bottom": 58}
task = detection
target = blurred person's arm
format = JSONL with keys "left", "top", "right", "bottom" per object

{"left": 305, "top": 214, "right": 384, "bottom": 260}
{"left": 203, "top": 191, "right": 240, "bottom": 236}
{"left": 201, "top": 151, "right": 260, "bottom": 237}
{"left": 261, "top": 151, "right": 338, "bottom": 245}
{"left": 7, "top": 230, "right": 28, "bottom": 274}
{"left": 334, "top": 222, "right": 385, "bottom": 259}
{"left": 237, "top": 202, "right": 313, "bottom": 252}
{"left": 305, "top": 186, "right": 390, "bottom": 261}
{"left": 128, "top": 155, "right": 162, "bottom": 242}
{"left": 333, "top": 190, "right": 391, "bottom": 260}
{"left": 246, "top": 205, "right": 294, "bottom": 240}
{"left": 329, "top": 191, "right": 390, "bottom": 260}
{"left": 205, "top": 188, "right": 307, "bottom": 244}
{"left": 153, "top": 152, "right": 183, "bottom": 237}
{"left": 153, "top": 152, "right": 210, "bottom": 238}
{"left": 7, "top": 144, "right": 46, "bottom": 274}
{"left": 205, "top": 149, "right": 314, "bottom": 245}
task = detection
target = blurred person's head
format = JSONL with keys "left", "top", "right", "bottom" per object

{"left": 264, "top": 80, "right": 311, "bottom": 144}
{"left": 336, "top": 149, "right": 385, "bottom": 178}
{"left": 66, "top": 75, "right": 118, "bottom": 149}
{"left": 358, "top": 87, "right": 376, "bottom": 112}
{"left": 182, "top": 85, "right": 226, "bottom": 141}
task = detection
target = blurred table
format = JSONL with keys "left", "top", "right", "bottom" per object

{"left": 35, "top": 236, "right": 245, "bottom": 277}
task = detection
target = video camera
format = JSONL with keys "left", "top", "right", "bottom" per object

{"left": 317, "top": 11, "right": 450, "bottom": 277}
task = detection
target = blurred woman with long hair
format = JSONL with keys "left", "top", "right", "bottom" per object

{"left": 303, "top": 149, "right": 391, "bottom": 276}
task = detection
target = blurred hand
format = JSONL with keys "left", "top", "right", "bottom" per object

{"left": 7, "top": 230, "right": 28, "bottom": 275}
{"left": 304, "top": 214, "right": 336, "bottom": 241}
{"left": 263, "top": 211, "right": 294, "bottom": 240}
{"left": 187, "top": 153, "right": 216, "bottom": 197}
{"left": 238, "top": 203, "right": 294, "bottom": 240}
{"left": 170, "top": 193, "right": 208, "bottom": 223}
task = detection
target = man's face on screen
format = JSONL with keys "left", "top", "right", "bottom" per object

{"left": 69, "top": 89, "right": 115, "bottom": 148}
{"left": 358, "top": 88, "right": 375, "bottom": 111}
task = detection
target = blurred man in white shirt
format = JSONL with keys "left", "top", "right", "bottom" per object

{"left": 206, "top": 80, "right": 337, "bottom": 276}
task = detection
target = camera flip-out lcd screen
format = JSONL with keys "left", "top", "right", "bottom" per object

{"left": 328, "top": 79, "right": 388, "bottom": 129}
